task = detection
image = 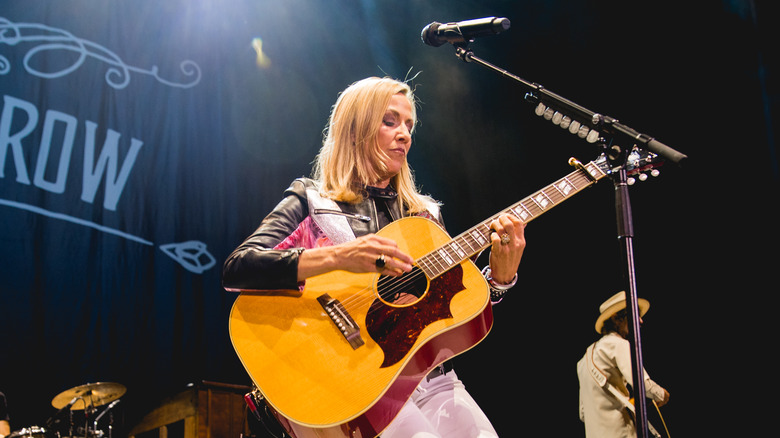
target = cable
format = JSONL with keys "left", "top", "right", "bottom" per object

{"left": 652, "top": 400, "right": 671, "bottom": 438}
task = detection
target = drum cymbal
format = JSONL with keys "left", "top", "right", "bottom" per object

{"left": 51, "top": 382, "right": 126, "bottom": 410}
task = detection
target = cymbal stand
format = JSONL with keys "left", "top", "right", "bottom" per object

{"left": 107, "top": 410, "right": 114, "bottom": 438}
{"left": 84, "top": 404, "right": 95, "bottom": 438}
{"left": 68, "top": 408, "right": 74, "bottom": 438}
{"left": 93, "top": 400, "right": 120, "bottom": 438}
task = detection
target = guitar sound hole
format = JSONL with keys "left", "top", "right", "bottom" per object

{"left": 376, "top": 266, "right": 428, "bottom": 305}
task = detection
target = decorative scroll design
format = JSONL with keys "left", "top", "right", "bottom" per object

{"left": 159, "top": 241, "right": 216, "bottom": 274}
{"left": 1, "top": 198, "right": 216, "bottom": 274}
{"left": 0, "top": 16, "right": 201, "bottom": 89}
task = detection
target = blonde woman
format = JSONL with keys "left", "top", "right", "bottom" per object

{"left": 223, "top": 76, "right": 526, "bottom": 437}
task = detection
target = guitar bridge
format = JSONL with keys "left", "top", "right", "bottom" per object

{"left": 317, "top": 293, "right": 365, "bottom": 349}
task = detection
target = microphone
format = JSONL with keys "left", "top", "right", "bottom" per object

{"left": 421, "top": 17, "right": 510, "bottom": 47}
{"left": 93, "top": 399, "right": 120, "bottom": 425}
{"left": 45, "top": 397, "right": 80, "bottom": 427}
{"left": 103, "top": 399, "right": 120, "bottom": 412}
{"left": 65, "top": 396, "right": 80, "bottom": 408}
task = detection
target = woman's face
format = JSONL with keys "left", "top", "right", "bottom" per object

{"left": 374, "top": 92, "right": 413, "bottom": 186}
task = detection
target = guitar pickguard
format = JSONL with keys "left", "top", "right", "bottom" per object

{"left": 365, "top": 265, "right": 465, "bottom": 368}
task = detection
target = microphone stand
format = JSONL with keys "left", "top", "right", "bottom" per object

{"left": 94, "top": 400, "right": 120, "bottom": 438}
{"left": 445, "top": 42, "right": 688, "bottom": 438}
{"left": 45, "top": 396, "right": 80, "bottom": 435}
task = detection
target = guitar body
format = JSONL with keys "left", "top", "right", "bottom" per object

{"left": 229, "top": 216, "right": 493, "bottom": 438}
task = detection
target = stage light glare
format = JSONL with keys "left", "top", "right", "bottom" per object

{"left": 252, "top": 37, "right": 271, "bottom": 68}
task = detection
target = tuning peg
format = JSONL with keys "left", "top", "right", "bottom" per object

{"left": 627, "top": 169, "right": 659, "bottom": 185}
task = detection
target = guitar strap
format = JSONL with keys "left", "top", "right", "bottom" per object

{"left": 305, "top": 187, "right": 357, "bottom": 245}
{"left": 304, "top": 183, "right": 442, "bottom": 246}
{"left": 586, "top": 342, "right": 634, "bottom": 412}
{"left": 586, "top": 342, "right": 662, "bottom": 438}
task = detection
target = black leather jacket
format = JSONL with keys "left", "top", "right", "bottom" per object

{"left": 221, "top": 178, "right": 444, "bottom": 291}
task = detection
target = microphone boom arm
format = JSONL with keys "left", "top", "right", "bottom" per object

{"left": 93, "top": 400, "right": 120, "bottom": 426}
{"left": 452, "top": 45, "right": 688, "bottom": 165}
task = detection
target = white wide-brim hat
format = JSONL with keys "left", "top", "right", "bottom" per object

{"left": 595, "top": 291, "right": 650, "bottom": 334}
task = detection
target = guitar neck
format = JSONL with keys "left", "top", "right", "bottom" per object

{"left": 417, "top": 158, "right": 608, "bottom": 279}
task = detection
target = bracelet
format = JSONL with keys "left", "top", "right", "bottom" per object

{"left": 481, "top": 266, "right": 517, "bottom": 291}
{"left": 481, "top": 266, "right": 517, "bottom": 302}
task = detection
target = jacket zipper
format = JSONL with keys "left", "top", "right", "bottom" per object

{"left": 312, "top": 208, "right": 371, "bottom": 223}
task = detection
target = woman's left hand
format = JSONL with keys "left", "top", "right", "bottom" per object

{"left": 488, "top": 213, "right": 526, "bottom": 284}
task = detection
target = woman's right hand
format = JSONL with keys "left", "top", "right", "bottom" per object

{"left": 297, "top": 234, "right": 414, "bottom": 281}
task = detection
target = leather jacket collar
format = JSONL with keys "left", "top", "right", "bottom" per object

{"left": 362, "top": 185, "right": 398, "bottom": 200}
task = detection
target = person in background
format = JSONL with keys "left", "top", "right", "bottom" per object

{"left": 223, "top": 76, "right": 527, "bottom": 437}
{"left": 577, "top": 291, "right": 670, "bottom": 438}
{"left": 0, "top": 391, "right": 10, "bottom": 438}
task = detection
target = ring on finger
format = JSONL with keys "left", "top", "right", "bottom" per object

{"left": 375, "top": 254, "right": 386, "bottom": 269}
{"left": 500, "top": 233, "right": 511, "bottom": 245}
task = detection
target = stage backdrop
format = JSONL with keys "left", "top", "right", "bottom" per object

{"left": 2, "top": 1, "right": 778, "bottom": 437}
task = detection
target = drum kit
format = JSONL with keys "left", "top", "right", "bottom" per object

{"left": 7, "top": 382, "right": 125, "bottom": 438}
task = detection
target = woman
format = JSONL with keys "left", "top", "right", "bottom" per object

{"left": 223, "top": 76, "right": 526, "bottom": 437}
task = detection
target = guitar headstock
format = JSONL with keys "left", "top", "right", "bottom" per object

{"left": 588, "top": 147, "right": 664, "bottom": 185}
{"left": 624, "top": 148, "right": 663, "bottom": 185}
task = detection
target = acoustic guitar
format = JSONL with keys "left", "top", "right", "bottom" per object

{"left": 229, "top": 152, "right": 659, "bottom": 438}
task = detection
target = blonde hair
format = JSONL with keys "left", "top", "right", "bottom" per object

{"left": 313, "top": 76, "right": 435, "bottom": 214}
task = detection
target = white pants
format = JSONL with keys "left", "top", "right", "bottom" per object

{"left": 380, "top": 370, "right": 499, "bottom": 438}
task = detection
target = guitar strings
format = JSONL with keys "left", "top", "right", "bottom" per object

{"left": 334, "top": 239, "right": 456, "bottom": 310}
{"left": 336, "top": 211, "right": 526, "bottom": 311}
{"left": 337, "top": 228, "right": 486, "bottom": 310}
{"left": 337, "top": 265, "right": 429, "bottom": 311}
{"left": 338, "top": 253, "right": 457, "bottom": 311}
{"left": 336, "top": 169, "right": 597, "bottom": 313}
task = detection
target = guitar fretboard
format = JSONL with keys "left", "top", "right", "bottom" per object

{"left": 416, "top": 159, "right": 608, "bottom": 279}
